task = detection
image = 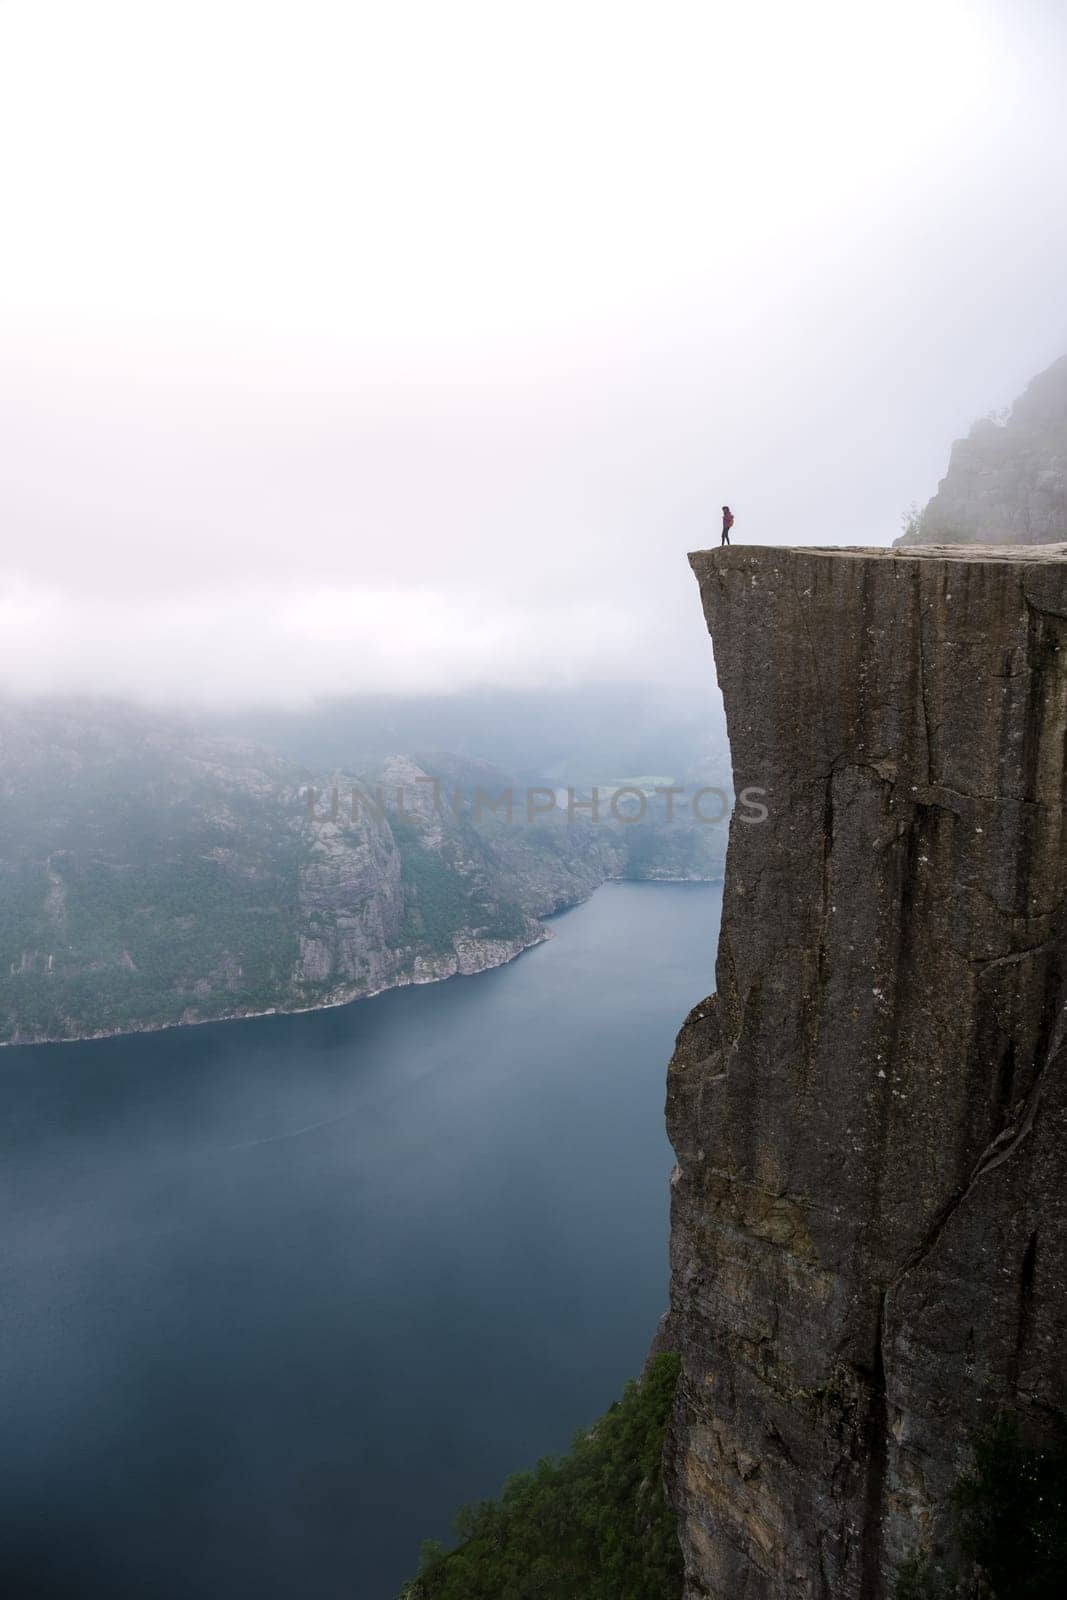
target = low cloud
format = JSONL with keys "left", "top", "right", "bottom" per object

{"left": 0, "top": 577, "right": 645, "bottom": 708}
{"left": 1, "top": 1, "right": 1065, "bottom": 711}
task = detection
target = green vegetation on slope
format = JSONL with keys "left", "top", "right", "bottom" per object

{"left": 896, "top": 1416, "right": 1067, "bottom": 1598}
{"left": 1, "top": 701, "right": 723, "bottom": 1042}
{"left": 388, "top": 814, "right": 528, "bottom": 952}
{"left": 0, "top": 775, "right": 305, "bottom": 1040}
{"left": 398, "top": 1352, "right": 683, "bottom": 1600}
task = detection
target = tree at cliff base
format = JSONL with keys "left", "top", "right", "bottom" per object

{"left": 397, "top": 1351, "right": 683, "bottom": 1600}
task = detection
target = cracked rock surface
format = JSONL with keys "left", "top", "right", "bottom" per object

{"left": 664, "top": 544, "right": 1067, "bottom": 1599}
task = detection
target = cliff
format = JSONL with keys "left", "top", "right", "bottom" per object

{"left": 896, "top": 355, "right": 1067, "bottom": 547}
{"left": 0, "top": 702, "right": 723, "bottom": 1045}
{"left": 665, "top": 544, "right": 1067, "bottom": 1597}
{"left": 0, "top": 708, "right": 555, "bottom": 1043}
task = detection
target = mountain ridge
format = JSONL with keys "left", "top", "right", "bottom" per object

{"left": 896, "top": 354, "right": 1067, "bottom": 548}
{"left": 0, "top": 698, "right": 725, "bottom": 1046}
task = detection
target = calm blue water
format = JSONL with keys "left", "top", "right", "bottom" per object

{"left": 1, "top": 881, "right": 720, "bottom": 1599}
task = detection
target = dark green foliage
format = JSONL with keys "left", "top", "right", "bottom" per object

{"left": 0, "top": 708, "right": 307, "bottom": 1041}
{"left": 389, "top": 814, "right": 527, "bottom": 952}
{"left": 955, "top": 1416, "right": 1067, "bottom": 1597}
{"left": 0, "top": 841, "right": 304, "bottom": 1039}
{"left": 398, "top": 1352, "right": 683, "bottom": 1600}
{"left": 895, "top": 1416, "right": 1067, "bottom": 1599}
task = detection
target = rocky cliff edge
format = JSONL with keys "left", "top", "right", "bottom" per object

{"left": 665, "top": 544, "right": 1067, "bottom": 1597}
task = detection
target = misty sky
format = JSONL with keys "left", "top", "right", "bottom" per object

{"left": 2, "top": 0, "right": 1066, "bottom": 706}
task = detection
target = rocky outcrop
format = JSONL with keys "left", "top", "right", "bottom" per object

{"left": 0, "top": 703, "right": 724, "bottom": 1044}
{"left": 665, "top": 544, "right": 1067, "bottom": 1597}
{"left": 897, "top": 355, "right": 1067, "bottom": 547}
{"left": 0, "top": 713, "right": 547, "bottom": 1044}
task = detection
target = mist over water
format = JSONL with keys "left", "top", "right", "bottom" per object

{"left": 1, "top": 882, "right": 720, "bottom": 1599}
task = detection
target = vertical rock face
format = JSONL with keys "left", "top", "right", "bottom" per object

{"left": 665, "top": 545, "right": 1067, "bottom": 1598}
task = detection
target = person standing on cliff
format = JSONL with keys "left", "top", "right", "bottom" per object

{"left": 721, "top": 504, "right": 734, "bottom": 546}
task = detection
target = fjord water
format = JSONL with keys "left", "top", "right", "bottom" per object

{"left": 1, "top": 882, "right": 721, "bottom": 1599}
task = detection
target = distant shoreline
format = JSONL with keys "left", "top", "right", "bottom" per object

{"left": 0, "top": 875, "right": 722, "bottom": 1052}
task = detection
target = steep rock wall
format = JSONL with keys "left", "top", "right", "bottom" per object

{"left": 665, "top": 544, "right": 1067, "bottom": 1597}
{"left": 896, "top": 355, "right": 1067, "bottom": 547}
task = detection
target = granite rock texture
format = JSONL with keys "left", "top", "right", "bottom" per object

{"left": 665, "top": 544, "right": 1067, "bottom": 1598}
